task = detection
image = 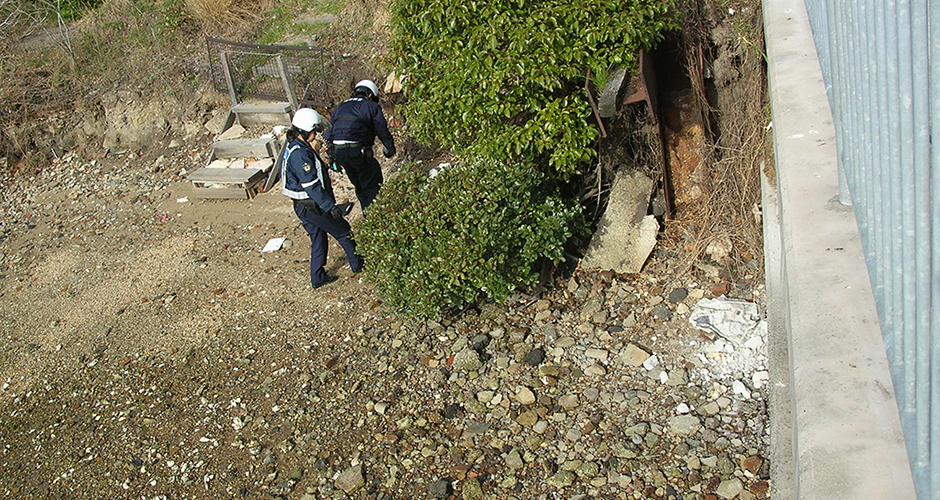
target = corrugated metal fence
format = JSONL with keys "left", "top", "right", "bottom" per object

{"left": 802, "top": 1, "right": 939, "bottom": 498}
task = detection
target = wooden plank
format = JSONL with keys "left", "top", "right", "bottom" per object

{"left": 236, "top": 113, "right": 290, "bottom": 128}
{"left": 231, "top": 102, "right": 291, "bottom": 115}
{"left": 192, "top": 186, "right": 251, "bottom": 199}
{"left": 275, "top": 56, "right": 299, "bottom": 112}
{"left": 263, "top": 139, "right": 288, "bottom": 193}
{"left": 188, "top": 167, "right": 264, "bottom": 184}
{"left": 219, "top": 110, "right": 236, "bottom": 136}
{"left": 220, "top": 51, "right": 239, "bottom": 108}
{"left": 212, "top": 138, "right": 275, "bottom": 159}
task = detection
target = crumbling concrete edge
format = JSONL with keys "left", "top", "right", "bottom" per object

{"left": 762, "top": 1, "right": 917, "bottom": 499}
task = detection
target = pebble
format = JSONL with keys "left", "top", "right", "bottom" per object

{"left": 585, "top": 348, "right": 609, "bottom": 361}
{"left": 524, "top": 347, "right": 545, "bottom": 366}
{"left": 515, "top": 387, "right": 536, "bottom": 404}
{"left": 585, "top": 362, "right": 607, "bottom": 376}
{"left": 429, "top": 479, "right": 452, "bottom": 498}
{"left": 652, "top": 303, "right": 673, "bottom": 320}
{"left": 558, "top": 394, "right": 579, "bottom": 409}
{"left": 505, "top": 450, "right": 524, "bottom": 469}
{"left": 453, "top": 349, "right": 482, "bottom": 372}
{"left": 716, "top": 478, "right": 744, "bottom": 499}
{"left": 733, "top": 380, "right": 752, "bottom": 399}
{"left": 621, "top": 344, "right": 650, "bottom": 366}
{"left": 668, "top": 288, "right": 689, "bottom": 302}
{"left": 546, "top": 471, "right": 576, "bottom": 488}
{"left": 335, "top": 465, "right": 364, "bottom": 493}
{"left": 667, "top": 415, "right": 702, "bottom": 436}
{"left": 461, "top": 477, "right": 483, "bottom": 499}
{"left": 752, "top": 371, "right": 769, "bottom": 389}
{"left": 517, "top": 411, "right": 539, "bottom": 427}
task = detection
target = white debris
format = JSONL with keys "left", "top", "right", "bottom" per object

{"left": 689, "top": 297, "right": 761, "bottom": 345}
{"left": 732, "top": 380, "right": 751, "bottom": 399}
{"left": 260, "top": 238, "right": 286, "bottom": 253}
{"left": 752, "top": 371, "right": 770, "bottom": 389}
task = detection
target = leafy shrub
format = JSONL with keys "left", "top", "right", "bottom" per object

{"left": 356, "top": 161, "right": 582, "bottom": 318}
{"left": 391, "top": 0, "right": 675, "bottom": 175}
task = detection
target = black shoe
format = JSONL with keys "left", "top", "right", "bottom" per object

{"left": 312, "top": 275, "right": 338, "bottom": 289}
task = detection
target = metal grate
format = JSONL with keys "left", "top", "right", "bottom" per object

{"left": 206, "top": 36, "right": 333, "bottom": 107}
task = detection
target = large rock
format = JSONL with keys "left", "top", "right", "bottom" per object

{"left": 582, "top": 171, "right": 659, "bottom": 273}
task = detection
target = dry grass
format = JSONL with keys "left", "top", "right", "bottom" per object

{"left": 184, "top": 0, "right": 271, "bottom": 32}
{"left": 664, "top": 0, "right": 768, "bottom": 280}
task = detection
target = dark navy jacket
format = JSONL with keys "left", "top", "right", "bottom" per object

{"left": 281, "top": 137, "right": 335, "bottom": 212}
{"left": 324, "top": 98, "right": 395, "bottom": 150}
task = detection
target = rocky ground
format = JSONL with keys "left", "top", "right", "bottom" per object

{"left": 0, "top": 136, "right": 770, "bottom": 500}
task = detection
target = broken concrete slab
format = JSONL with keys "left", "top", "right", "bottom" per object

{"left": 204, "top": 109, "right": 229, "bottom": 135}
{"left": 599, "top": 66, "right": 627, "bottom": 118}
{"left": 217, "top": 123, "right": 245, "bottom": 141}
{"left": 582, "top": 170, "right": 659, "bottom": 274}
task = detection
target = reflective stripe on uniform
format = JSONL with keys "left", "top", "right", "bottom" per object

{"left": 281, "top": 143, "right": 323, "bottom": 200}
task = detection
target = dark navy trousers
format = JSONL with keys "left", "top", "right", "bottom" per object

{"left": 334, "top": 147, "right": 384, "bottom": 211}
{"left": 293, "top": 201, "right": 362, "bottom": 287}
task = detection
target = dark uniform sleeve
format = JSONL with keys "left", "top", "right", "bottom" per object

{"left": 365, "top": 101, "right": 395, "bottom": 153}
{"left": 291, "top": 149, "right": 336, "bottom": 212}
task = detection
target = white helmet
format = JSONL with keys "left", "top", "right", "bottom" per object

{"left": 354, "top": 79, "right": 380, "bottom": 99}
{"left": 291, "top": 108, "right": 324, "bottom": 133}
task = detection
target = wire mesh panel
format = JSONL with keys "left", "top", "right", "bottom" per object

{"left": 206, "top": 37, "right": 332, "bottom": 107}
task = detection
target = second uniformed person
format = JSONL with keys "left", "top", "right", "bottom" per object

{"left": 323, "top": 79, "right": 396, "bottom": 211}
{"left": 282, "top": 108, "right": 363, "bottom": 288}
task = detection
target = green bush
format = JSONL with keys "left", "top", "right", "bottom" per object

{"left": 391, "top": 0, "right": 675, "bottom": 175}
{"left": 366, "top": 0, "right": 673, "bottom": 316}
{"left": 356, "top": 161, "right": 582, "bottom": 318}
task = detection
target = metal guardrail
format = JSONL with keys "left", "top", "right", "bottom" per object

{"left": 206, "top": 37, "right": 332, "bottom": 108}
{"left": 803, "top": 1, "right": 939, "bottom": 498}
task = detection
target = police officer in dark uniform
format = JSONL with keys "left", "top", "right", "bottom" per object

{"left": 282, "top": 108, "right": 363, "bottom": 288}
{"left": 324, "top": 79, "right": 396, "bottom": 211}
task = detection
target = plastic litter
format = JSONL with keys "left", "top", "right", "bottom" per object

{"left": 689, "top": 297, "right": 760, "bottom": 344}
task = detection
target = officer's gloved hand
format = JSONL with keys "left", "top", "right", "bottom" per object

{"left": 328, "top": 205, "right": 346, "bottom": 220}
{"left": 382, "top": 145, "right": 396, "bottom": 158}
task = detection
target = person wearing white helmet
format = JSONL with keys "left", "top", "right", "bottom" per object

{"left": 323, "top": 79, "right": 396, "bottom": 211}
{"left": 282, "top": 107, "right": 362, "bottom": 288}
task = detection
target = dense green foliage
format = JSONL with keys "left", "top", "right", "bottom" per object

{"left": 357, "top": 161, "right": 581, "bottom": 318}
{"left": 391, "top": 0, "right": 675, "bottom": 174}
